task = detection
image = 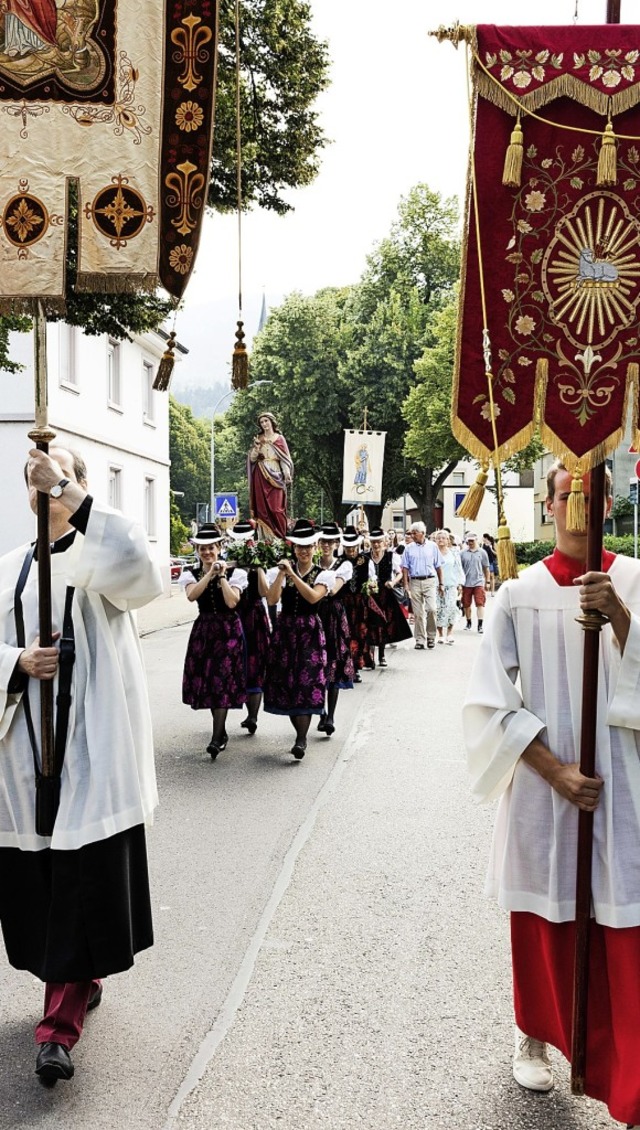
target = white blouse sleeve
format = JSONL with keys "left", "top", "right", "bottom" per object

{"left": 335, "top": 560, "right": 353, "bottom": 582}
{"left": 266, "top": 566, "right": 280, "bottom": 587}
{"left": 180, "top": 569, "right": 197, "bottom": 589}
{"left": 368, "top": 559, "right": 376, "bottom": 581}
{"left": 314, "top": 569, "right": 335, "bottom": 592}
{"left": 227, "top": 568, "right": 248, "bottom": 592}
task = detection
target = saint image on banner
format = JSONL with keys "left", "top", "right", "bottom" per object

{"left": 353, "top": 442, "right": 370, "bottom": 487}
{"left": 1, "top": 0, "right": 57, "bottom": 58}
{"left": 248, "top": 412, "right": 294, "bottom": 541}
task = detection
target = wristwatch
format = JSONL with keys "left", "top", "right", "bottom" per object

{"left": 50, "top": 478, "right": 70, "bottom": 499}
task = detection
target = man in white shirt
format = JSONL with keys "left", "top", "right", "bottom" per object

{"left": 400, "top": 521, "right": 444, "bottom": 649}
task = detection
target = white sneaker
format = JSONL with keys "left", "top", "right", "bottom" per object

{"left": 513, "top": 1027, "right": 554, "bottom": 1091}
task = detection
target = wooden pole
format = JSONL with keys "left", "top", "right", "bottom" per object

{"left": 571, "top": 0, "right": 620, "bottom": 1094}
{"left": 27, "top": 302, "right": 56, "bottom": 785}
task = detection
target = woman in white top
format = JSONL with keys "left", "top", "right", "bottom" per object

{"left": 435, "top": 529, "right": 464, "bottom": 644}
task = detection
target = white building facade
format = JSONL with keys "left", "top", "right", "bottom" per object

{"left": 0, "top": 323, "right": 172, "bottom": 590}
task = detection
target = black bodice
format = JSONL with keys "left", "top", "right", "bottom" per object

{"left": 372, "top": 551, "right": 393, "bottom": 585}
{"left": 190, "top": 566, "right": 235, "bottom": 615}
{"left": 281, "top": 564, "right": 323, "bottom": 615}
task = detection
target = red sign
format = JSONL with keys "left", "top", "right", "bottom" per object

{"left": 635, "top": 459, "right": 640, "bottom": 480}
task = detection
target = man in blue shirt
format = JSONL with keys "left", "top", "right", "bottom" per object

{"left": 400, "top": 522, "right": 444, "bottom": 649}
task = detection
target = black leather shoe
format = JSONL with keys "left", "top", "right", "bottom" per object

{"left": 291, "top": 741, "right": 307, "bottom": 760}
{"left": 87, "top": 983, "right": 103, "bottom": 1011}
{"left": 317, "top": 713, "right": 327, "bottom": 732}
{"left": 324, "top": 719, "right": 335, "bottom": 736}
{"left": 36, "top": 1042, "right": 74, "bottom": 1085}
{"left": 241, "top": 717, "right": 258, "bottom": 734}
{"left": 207, "top": 736, "right": 228, "bottom": 759}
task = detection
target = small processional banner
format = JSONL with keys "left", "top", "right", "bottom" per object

{"left": 453, "top": 24, "right": 640, "bottom": 470}
{"left": 0, "top": 0, "right": 218, "bottom": 309}
{"left": 342, "top": 430, "right": 386, "bottom": 506}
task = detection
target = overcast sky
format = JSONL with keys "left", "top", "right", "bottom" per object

{"left": 173, "top": 0, "right": 620, "bottom": 390}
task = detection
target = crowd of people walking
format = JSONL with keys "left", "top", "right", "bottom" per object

{"left": 180, "top": 517, "right": 493, "bottom": 761}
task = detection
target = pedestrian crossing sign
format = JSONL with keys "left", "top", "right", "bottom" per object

{"left": 214, "top": 493, "right": 238, "bottom": 521}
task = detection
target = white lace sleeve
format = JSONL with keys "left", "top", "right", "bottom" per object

{"left": 227, "top": 568, "right": 248, "bottom": 592}
{"left": 315, "top": 569, "right": 337, "bottom": 592}
{"left": 335, "top": 560, "right": 353, "bottom": 582}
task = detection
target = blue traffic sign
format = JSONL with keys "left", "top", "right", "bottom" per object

{"left": 214, "top": 493, "right": 238, "bottom": 520}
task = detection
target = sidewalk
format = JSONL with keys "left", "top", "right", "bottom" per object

{"left": 137, "top": 586, "right": 196, "bottom": 636}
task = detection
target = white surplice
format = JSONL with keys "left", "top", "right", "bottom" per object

{"left": 464, "top": 556, "right": 640, "bottom": 927}
{"left": 0, "top": 501, "right": 162, "bottom": 852}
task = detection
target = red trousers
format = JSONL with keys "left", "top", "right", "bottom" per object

{"left": 512, "top": 911, "right": 640, "bottom": 1125}
{"left": 35, "top": 979, "right": 102, "bottom": 1050}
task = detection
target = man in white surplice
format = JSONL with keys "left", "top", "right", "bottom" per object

{"left": 464, "top": 461, "right": 640, "bottom": 1126}
{"left": 0, "top": 446, "right": 162, "bottom": 1086}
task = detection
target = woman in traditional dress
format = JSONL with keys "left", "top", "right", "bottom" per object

{"left": 263, "top": 519, "right": 330, "bottom": 759}
{"left": 367, "top": 528, "right": 413, "bottom": 665}
{"left": 435, "top": 529, "right": 465, "bottom": 644}
{"left": 339, "top": 525, "right": 376, "bottom": 680}
{"left": 227, "top": 519, "right": 270, "bottom": 735}
{"left": 247, "top": 412, "right": 293, "bottom": 540}
{"left": 180, "top": 524, "right": 248, "bottom": 759}
{"left": 316, "top": 522, "right": 354, "bottom": 736}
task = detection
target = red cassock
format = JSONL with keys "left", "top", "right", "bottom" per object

{"left": 6, "top": 0, "right": 57, "bottom": 46}
{"left": 248, "top": 434, "right": 292, "bottom": 541}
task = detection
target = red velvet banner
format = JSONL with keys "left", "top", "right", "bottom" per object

{"left": 453, "top": 25, "right": 640, "bottom": 469}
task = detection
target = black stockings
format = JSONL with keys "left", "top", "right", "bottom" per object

{"left": 211, "top": 707, "right": 228, "bottom": 744}
{"left": 327, "top": 686, "right": 339, "bottom": 724}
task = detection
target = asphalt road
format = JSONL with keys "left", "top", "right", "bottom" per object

{"left": 0, "top": 606, "right": 619, "bottom": 1129}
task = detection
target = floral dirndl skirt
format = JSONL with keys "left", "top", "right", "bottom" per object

{"left": 367, "top": 586, "right": 413, "bottom": 645}
{"left": 263, "top": 611, "right": 327, "bottom": 715}
{"left": 342, "top": 590, "right": 373, "bottom": 670}
{"left": 182, "top": 611, "right": 247, "bottom": 710}
{"left": 318, "top": 597, "right": 354, "bottom": 689}
{"left": 239, "top": 597, "right": 271, "bottom": 693}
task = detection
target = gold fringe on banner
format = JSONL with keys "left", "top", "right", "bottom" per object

{"left": 502, "top": 114, "right": 524, "bottom": 188}
{"left": 456, "top": 464, "right": 489, "bottom": 519}
{"left": 566, "top": 462, "right": 587, "bottom": 532}
{"left": 75, "top": 273, "right": 159, "bottom": 294}
{"left": 597, "top": 119, "right": 618, "bottom": 185}
{"left": 153, "top": 331, "right": 177, "bottom": 391}
{"left": 475, "top": 67, "right": 640, "bottom": 122}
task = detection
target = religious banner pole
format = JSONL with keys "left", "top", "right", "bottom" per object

{"left": 570, "top": 0, "right": 621, "bottom": 1099}
{"left": 27, "top": 302, "right": 58, "bottom": 833}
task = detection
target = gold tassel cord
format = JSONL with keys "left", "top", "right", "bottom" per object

{"left": 231, "top": 320, "right": 248, "bottom": 390}
{"left": 456, "top": 464, "right": 489, "bottom": 520}
{"left": 567, "top": 463, "right": 587, "bottom": 533}
{"left": 153, "top": 330, "right": 177, "bottom": 391}
{"left": 229, "top": 0, "right": 249, "bottom": 388}
{"left": 597, "top": 118, "right": 618, "bottom": 185}
{"left": 497, "top": 519, "right": 519, "bottom": 580}
{"left": 502, "top": 114, "right": 524, "bottom": 188}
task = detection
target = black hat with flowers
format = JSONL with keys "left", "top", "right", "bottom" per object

{"left": 191, "top": 523, "right": 225, "bottom": 545}
{"left": 287, "top": 518, "right": 318, "bottom": 545}
{"left": 318, "top": 522, "right": 341, "bottom": 540}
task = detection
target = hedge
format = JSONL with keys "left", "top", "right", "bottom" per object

{"left": 515, "top": 535, "right": 637, "bottom": 566}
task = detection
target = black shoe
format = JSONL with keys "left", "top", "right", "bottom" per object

{"left": 414, "top": 643, "right": 425, "bottom": 650}
{"left": 324, "top": 719, "right": 335, "bottom": 736}
{"left": 354, "top": 672, "right": 362, "bottom": 683}
{"left": 379, "top": 657, "right": 388, "bottom": 667}
{"left": 291, "top": 741, "right": 307, "bottom": 760}
{"left": 87, "top": 983, "right": 103, "bottom": 1012}
{"left": 317, "top": 713, "right": 327, "bottom": 732}
{"left": 464, "top": 620, "right": 472, "bottom": 630}
{"left": 477, "top": 623, "right": 483, "bottom": 633}
{"left": 207, "top": 735, "right": 228, "bottom": 759}
{"left": 36, "top": 1042, "right": 74, "bottom": 1086}
{"left": 427, "top": 640, "right": 435, "bottom": 649}
{"left": 241, "top": 717, "right": 258, "bottom": 735}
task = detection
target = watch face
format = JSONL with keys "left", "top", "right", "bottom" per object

{"left": 51, "top": 478, "right": 69, "bottom": 498}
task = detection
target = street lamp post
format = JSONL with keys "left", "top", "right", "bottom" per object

{"left": 210, "top": 380, "right": 273, "bottom": 519}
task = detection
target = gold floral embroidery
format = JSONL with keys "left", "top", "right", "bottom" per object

{"left": 175, "top": 101, "right": 204, "bottom": 132}
{"left": 169, "top": 244, "right": 193, "bottom": 274}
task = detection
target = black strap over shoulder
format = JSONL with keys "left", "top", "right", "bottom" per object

{"left": 13, "top": 545, "right": 76, "bottom": 782}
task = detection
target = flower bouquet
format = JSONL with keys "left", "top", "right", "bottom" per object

{"left": 230, "top": 538, "right": 287, "bottom": 570}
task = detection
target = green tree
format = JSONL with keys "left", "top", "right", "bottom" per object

{"left": 170, "top": 497, "right": 192, "bottom": 555}
{"left": 169, "top": 397, "right": 211, "bottom": 524}
{"left": 212, "top": 0, "right": 330, "bottom": 214}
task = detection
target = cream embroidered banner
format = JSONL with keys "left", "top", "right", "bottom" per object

{"left": 342, "top": 430, "right": 387, "bottom": 506}
{"left": 0, "top": 0, "right": 218, "bottom": 309}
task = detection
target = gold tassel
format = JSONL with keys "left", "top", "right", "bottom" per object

{"left": 566, "top": 465, "right": 587, "bottom": 532}
{"left": 456, "top": 465, "right": 489, "bottom": 520}
{"left": 153, "top": 331, "right": 177, "bottom": 391}
{"left": 496, "top": 522, "right": 518, "bottom": 580}
{"left": 231, "top": 320, "right": 249, "bottom": 390}
{"left": 597, "top": 119, "right": 617, "bottom": 186}
{"left": 502, "top": 114, "right": 524, "bottom": 188}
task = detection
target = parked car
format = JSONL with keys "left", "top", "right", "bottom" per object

{"left": 170, "top": 559, "right": 183, "bottom": 582}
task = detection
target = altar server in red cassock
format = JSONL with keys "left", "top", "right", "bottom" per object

{"left": 464, "top": 460, "right": 640, "bottom": 1128}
